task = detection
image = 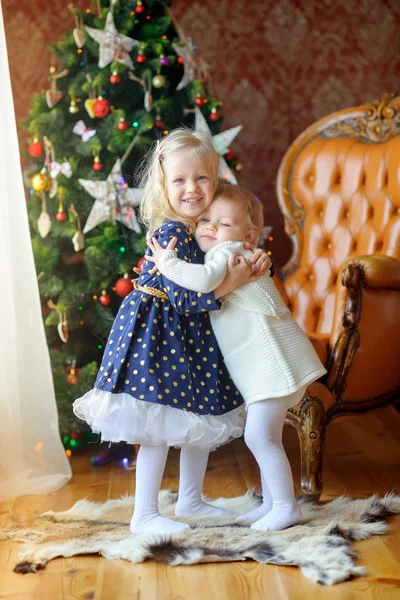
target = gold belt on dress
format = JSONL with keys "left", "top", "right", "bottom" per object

{"left": 133, "top": 279, "right": 169, "bottom": 301}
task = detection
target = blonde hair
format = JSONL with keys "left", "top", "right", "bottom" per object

{"left": 137, "top": 128, "right": 220, "bottom": 241}
{"left": 213, "top": 184, "right": 264, "bottom": 240}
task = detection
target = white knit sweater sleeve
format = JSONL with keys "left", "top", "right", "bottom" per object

{"left": 157, "top": 249, "right": 229, "bottom": 293}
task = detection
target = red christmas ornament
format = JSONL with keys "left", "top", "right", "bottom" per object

{"left": 135, "top": 0, "right": 145, "bottom": 13}
{"left": 226, "top": 150, "right": 236, "bottom": 161}
{"left": 99, "top": 290, "right": 112, "bottom": 307}
{"left": 177, "top": 56, "right": 184, "bottom": 64}
{"left": 56, "top": 210, "right": 67, "bottom": 222}
{"left": 28, "top": 138, "right": 44, "bottom": 158}
{"left": 117, "top": 118, "right": 128, "bottom": 131}
{"left": 210, "top": 110, "right": 221, "bottom": 122}
{"left": 115, "top": 274, "right": 134, "bottom": 298}
{"left": 93, "top": 97, "right": 111, "bottom": 118}
{"left": 93, "top": 157, "right": 104, "bottom": 171}
{"left": 136, "top": 52, "right": 146, "bottom": 63}
{"left": 67, "top": 367, "right": 80, "bottom": 384}
{"left": 109, "top": 72, "right": 120, "bottom": 84}
{"left": 195, "top": 95, "right": 205, "bottom": 106}
{"left": 154, "top": 116, "right": 166, "bottom": 129}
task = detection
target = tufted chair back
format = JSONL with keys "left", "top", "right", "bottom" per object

{"left": 276, "top": 95, "right": 400, "bottom": 501}
{"left": 278, "top": 97, "right": 400, "bottom": 344}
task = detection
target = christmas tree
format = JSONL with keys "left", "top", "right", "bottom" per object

{"left": 23, "top": 0, "right": 243, "bottom": 447}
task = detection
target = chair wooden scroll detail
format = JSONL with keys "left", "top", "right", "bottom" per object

{"left": 276, "top": 94, "right": 400, "bottom": 501}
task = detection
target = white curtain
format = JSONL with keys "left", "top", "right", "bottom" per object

{"left": 0, "top": 2, "right": 72, "bottom": 501}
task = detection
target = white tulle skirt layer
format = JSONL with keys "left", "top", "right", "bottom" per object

{"left": 73, "top": 388, "right": 245, "bottom": 451}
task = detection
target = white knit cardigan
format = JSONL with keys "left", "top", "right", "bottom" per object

{"left": 157, "top": 241, "right": 326, "bottom": 404}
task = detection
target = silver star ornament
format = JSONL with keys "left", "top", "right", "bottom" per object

{"left": 172, "top": 36, "right": 197, "bottom": 91}
{"left": 80, "top": 160, "right": 143, "bottom": 234}
{"left": 86, "top": 12, "right": 138, "bottom": 70}
{"left": 167, "top": 6, "right": 208, "bottom": 91}
{"left": 194, "top": 107, "right": 242, "bottom": 185}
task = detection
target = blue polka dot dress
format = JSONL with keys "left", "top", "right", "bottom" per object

{"left": 73, "top": 220, "right": 245, "bottom": 450}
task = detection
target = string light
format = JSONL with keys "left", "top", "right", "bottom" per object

{"left": 85, "top": 8, "right": 91, "bottom": 13}
{"left": 120, "top": 246, "right": 126, "bottom": 253}
{"left": 93, "top": 295, "right": 98, "bottom": 300}
{"left": 77, "top": 49, "right": 83, "bottom": 54}
{"left": 78, "top": 305, "right": 83, "bottom": 310}
{"left": 267, "top": 251, "right": 272, "bottom": 256}
{"left": 133, "top": 121, "right": 139, "bottom": 128}
{"left": 97, "top": 344, "right": 103, "bottom": 349}
{"left": 122, "top": 457, "right": 129, "bottom": 468}
{"left": 268, "top": 236, "right": 274, "bottom": 241}
{"left": 66, "top": 449, "right": 72, "bottom": 457}
{"left": 130, "top": 10, "right": 135, "bottom": 15}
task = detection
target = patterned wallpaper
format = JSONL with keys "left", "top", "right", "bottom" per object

{"left": 4, "top": 0, "right": 400, "bottom": 265}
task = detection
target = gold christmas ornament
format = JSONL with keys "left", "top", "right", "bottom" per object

{"left": 31, "top": 170, "right": 51, "bottom": 193}
{"left": 84, "top": 98, "right": 96, "bottom": 118}
{"left": 152, "top": 74, "right": 166, "bottom": 89}
{"left": 69, "top": 100, "right": 79, "bottom": 114}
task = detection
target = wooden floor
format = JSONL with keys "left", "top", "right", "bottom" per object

{"left": 1, "top": 406, "right": 400, "bottom": 599}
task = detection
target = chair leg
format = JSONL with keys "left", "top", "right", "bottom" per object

{"left": 295, "top": 396, "right": 327, "bottom": 502}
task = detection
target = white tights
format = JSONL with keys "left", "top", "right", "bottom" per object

{"left": 237, "top": 388, "right": 305, "bottom": 531}
{"left": 130, "top": 388, "right": 304, "bottom": 534}
{"left": 130, "top": 444, "right": 231, "bottom": 535}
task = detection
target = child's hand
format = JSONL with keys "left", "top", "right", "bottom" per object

{"left": 147, "top": 237, "right": 178, "bottom": 275}
{"left": 214, "top": 254, "right": 253, "bottom": 298}
{"left": 243, "top": 243, "right": 272, "bottom": 276}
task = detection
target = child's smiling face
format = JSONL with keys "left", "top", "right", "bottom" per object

{"left": 195, "top": 196, "right": 255, "bottom": 253}
{"left": 163, "top": 150, "right": 215, "bottom": 220}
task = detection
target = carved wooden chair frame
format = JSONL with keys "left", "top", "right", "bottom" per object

{"left": 277, "top": 94, "right": 400, "bottom": 501}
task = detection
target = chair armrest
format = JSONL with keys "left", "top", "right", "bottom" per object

{"left": 327, "top": 255, "right": 400, "bottom": 403}
{"left": 346, "top": 255, "right": 400, "bottom": 289}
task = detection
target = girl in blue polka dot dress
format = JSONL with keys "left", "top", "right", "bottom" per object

{"left": 73, "top": 129, "right": 271, "bottom": 535}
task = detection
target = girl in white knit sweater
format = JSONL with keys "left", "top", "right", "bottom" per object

{"left": 147, "top": 184, "right": 326, "bottom": 531}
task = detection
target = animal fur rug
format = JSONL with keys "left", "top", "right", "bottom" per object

{"left": 1, "top": 490, "right": 400, "bottom": 586}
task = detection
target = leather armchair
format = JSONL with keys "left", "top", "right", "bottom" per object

{"left": 276, "top": 94, "right": 400, "bottom": 501}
